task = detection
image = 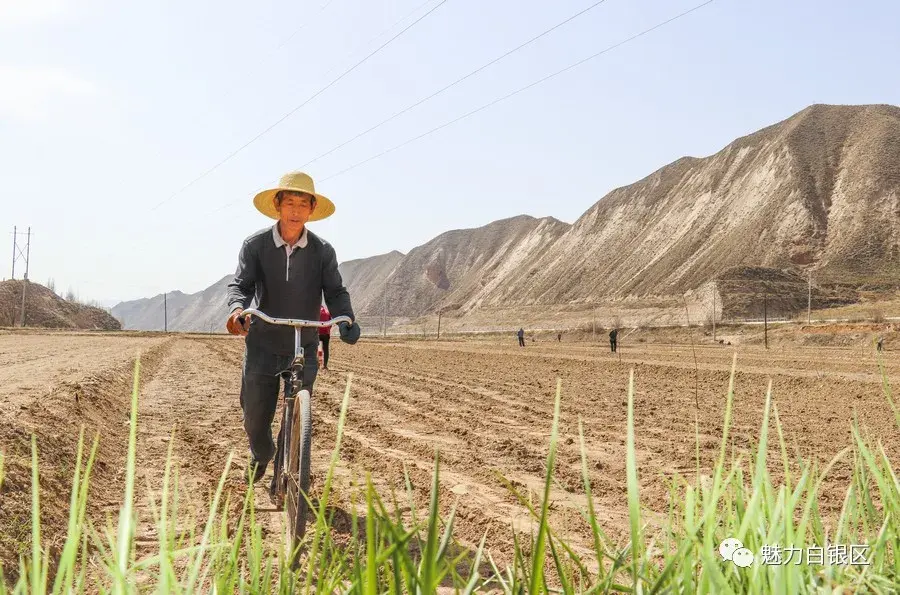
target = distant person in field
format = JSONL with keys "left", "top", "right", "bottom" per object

{"left": 225, "top": 171, "right": 361, "bottom": 488}
{"left": 557, "top": 332, "right": 562, "bottom": 342}
{"left": 609, "top": 328, "right": 618, "bottom": 353}
{"left": 877, "top": 336, "right": 884, "bottom": 352}
{"left": 319, "top": 304, "right": 332, "bottom": 370}
{"left": 517, "top": 327, "right": 525, "bottom": 347}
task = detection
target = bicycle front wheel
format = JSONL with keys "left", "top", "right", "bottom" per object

{"left": 285, "top": 388, "right": 313, "bottom": 566}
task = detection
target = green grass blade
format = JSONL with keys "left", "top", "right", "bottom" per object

{"left": 30, "top": 435, "right": 45, "bottom": 595}
{"left": 548, "top": 533, "right": 573, "bottom": 594}
{"left": 421, "top": 450, "right": 442, "bottom": 594}
{"left": 772, "top": 401, "right": 792, "bottom": 493}
{"left": 114, "top": 356, "right": 142, "bottom": 593}
{"left": 625, "top": 370, "right": 642, "bottom": 592}
{"left": 50, "top": 428, "right": 86, "bottom": 594}
{"left": 462, "top": 532, "right": 487, "bottom": 595}
{"left": 305, "top": 374, "right": 353, "bottom": 594}
{"left": 578, "top": 418, "right": 610, "bottom": 582}
{"left": 529, "top": 379, "right": 562, "bottom": 594}
{"left": 365, "top": 477, "right": 378, "bottom": 595}
{"left": 158, "top": 432, "right": 177, "bottom": 595}
{"left": 184, "top": 453, "right": 233, "bottom": 592}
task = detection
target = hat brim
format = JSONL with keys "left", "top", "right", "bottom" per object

{"left": 252, "top": 188, "right": 335, "bottom": 221}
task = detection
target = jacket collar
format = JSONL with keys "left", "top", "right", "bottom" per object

{"left": 272, "top": 224, "right": 308, "bottom": 249}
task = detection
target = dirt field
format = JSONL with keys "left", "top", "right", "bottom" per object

{"left": 1, "top": 329, "right": 898, "bottom": 579}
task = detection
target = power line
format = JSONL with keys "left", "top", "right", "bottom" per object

{"left": 273, "top": 0, "right": 338, "bottom": 53}
{"left": 213, "top": 0, "right": 340, "bottom": 102}
{"left": 318, "top": 0, "right": 436, "bottom": 81}
{"left": 100, "top": 3, "right": 343, "bottom": 210}
{"left": 320, "top": 0, "right": 716, "bottom": 183}
{"left": 299, "top": 0, "right": 613, "bottom": 170}
{"left": 205, "top": 0, "right": 437, "bottom": 218}
{"left": 210, "top": 0, "right": 613, "bottom": 216}
{"left": 211, "top": 0, "right": 431, "bottom": 127}
{"left": 150, "top": 0, "right": 451, "bottom": 212}
{"left": 240, "top": 0, "right": 341, "bottom": 83}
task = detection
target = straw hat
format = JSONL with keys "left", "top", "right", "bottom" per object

{"left": 252, "top": 171, "right": 335, "bottom": 221}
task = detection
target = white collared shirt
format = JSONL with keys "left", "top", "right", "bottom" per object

{"left": 272, "top": 224, "right": 308, "bottom": 281}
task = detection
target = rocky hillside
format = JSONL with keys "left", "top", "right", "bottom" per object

{"left": 365, "top": 215, "right": 571, "bottom": 317}
{"left": 111, "top": 275, "right": 232, "bottom": 332}
{"left": 338, "top": 251, "right": 405, "bottom": 315}
{"left": 0, "top": 280, "right": 121, "bottom": 330}
{"left": 111, "top": 104, "right": 900, "bottom": 330}
{"left": 482, "top": 104, "right": 900, "bottom": 309}
{"left": 109, "top": 289, "right": 191, "bottom": 330}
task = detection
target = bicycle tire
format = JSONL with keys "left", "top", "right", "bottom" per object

{"left": 288, "top": 388, "right": 313, "bottom": 563}
{"left": 282, "top": 397, "right": 297, "bottom": 545}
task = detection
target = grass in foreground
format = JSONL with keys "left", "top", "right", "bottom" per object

{"left": 0, "top": 354, "right": 898, "bottom": 593}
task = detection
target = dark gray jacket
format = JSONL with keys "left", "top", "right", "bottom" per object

{"left": 226, "top": 225, "right": 354, "bottom": 355}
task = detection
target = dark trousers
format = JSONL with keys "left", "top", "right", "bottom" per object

{"left": 610, "top": 339, "right": 617, "bottom": 353}
{"left": 240, "top": 342, "right": 319, "bottom": 466}
{"left": 319, "top": 334, "right": 330, "bottom": 367}
{"left": 518, "top": 336, "right": 525, "bottom": 347}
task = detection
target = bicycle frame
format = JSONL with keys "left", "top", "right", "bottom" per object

{"left": 238, "top": 308, "right": 351, "bottom": 563}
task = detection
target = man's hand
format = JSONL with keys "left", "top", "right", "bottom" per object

{"left": 338, "top": 321, "right": 361, "bottom": 345}
{"left": 226, "top": 309, "right": 251, "bottom": 336}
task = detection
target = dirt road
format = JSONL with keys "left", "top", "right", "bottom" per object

{"left": 1, "top": 331, "right": 898, "bottom": 576}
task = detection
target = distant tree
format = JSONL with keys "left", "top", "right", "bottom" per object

{"left": 65, "top": 287, "right": 77, "bottom": 302}
{"left": 46, "top": 278, "right": 56, "bottom": 294}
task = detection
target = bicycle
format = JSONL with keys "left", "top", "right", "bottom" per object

{"left": 237, "top": 308, "right": 352, "bottom": 566}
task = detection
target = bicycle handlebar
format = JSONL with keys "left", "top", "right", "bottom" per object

{"left": 238, "top": 308, "right": 352, "bottom": 329}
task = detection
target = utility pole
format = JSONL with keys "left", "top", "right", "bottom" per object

{"left": 712, "top": 280, "right": 717, "bottom": 343}
{"left": 764, "top": 291, "right": 769, "bottom": 350}
{"left": 164, "top": 292, "right": 168, "bottom": 333}
{"left": 10, "top": 225, "right": 16, "bottom": 279}
{"left": 20, "top": 280, "right": 27, "bottom": 327}
{"left": 592, "top": 307, "right": 596, "bottom": 342}
{"left": 437, "top": 309, "right": 442, "bottom": 340}
{"left": 11, "top": 227, "right": 31, "bottom": 326}
{"left": 382, "top": 282, "right": 387, "bottom": 338}
{"left": 807, "top": 271, "right": 812, "bottom": 325}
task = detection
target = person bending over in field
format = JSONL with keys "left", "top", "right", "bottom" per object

{"left": 225, "top": 171, "right": 361, "bottom": 487}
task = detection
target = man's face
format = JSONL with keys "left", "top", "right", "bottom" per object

{"left": 275, "top": 191, "right": 316, "bottom": 228}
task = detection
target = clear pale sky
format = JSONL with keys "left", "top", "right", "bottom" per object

{"left": 2, "top": 0, "right": 898, "bottom": 304}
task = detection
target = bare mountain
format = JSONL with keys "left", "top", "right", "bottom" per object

{"left": 479, "top": 104, "right": 900, "bottom": 309}
{"left": 111, "top": 290, "right": 191, "bottom": 331}
{"left": 111, "top": 276, "right": 233, "bottom": 332}
{"left": 338, "top": 251, "right": 405, "bottom": 315}
{"left": 111, "top": 104, "right": 900, "bottom": 330}
{"left": 166, "top": 275, "right": 234, "bottom": 332}
{"left": 367, "top": 215, "right": 572, "bottom": 317}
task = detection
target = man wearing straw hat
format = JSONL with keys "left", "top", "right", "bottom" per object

{"left": 225, "top": 171, "right": 361, "bottom": 485}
